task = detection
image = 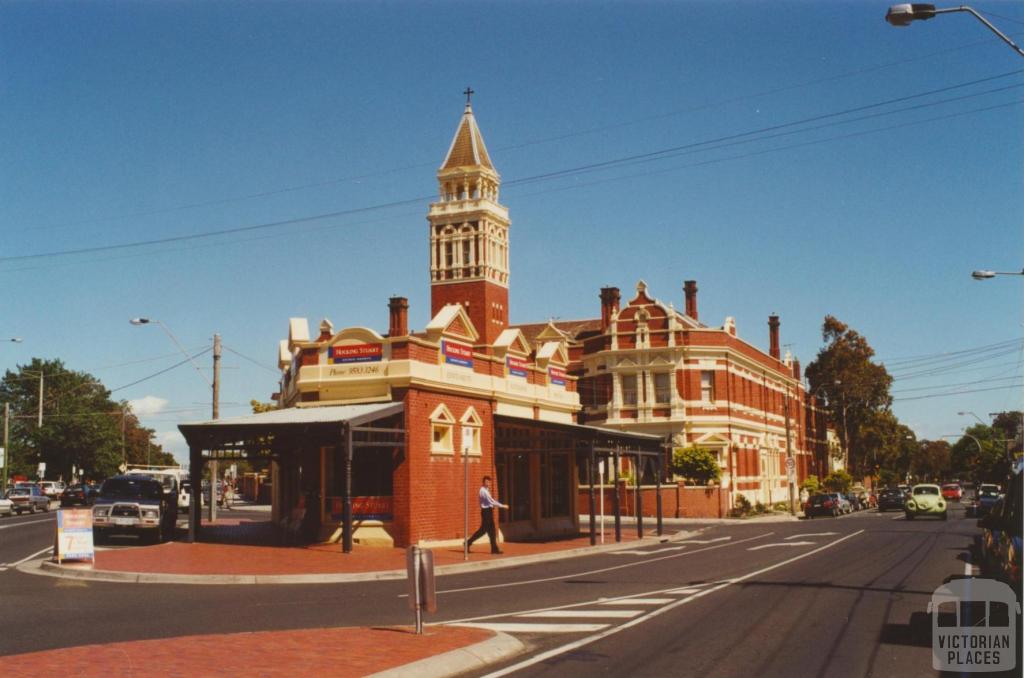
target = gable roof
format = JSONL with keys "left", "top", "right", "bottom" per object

{"left": 424, "top": 304, "right": 480, "bottom": 343}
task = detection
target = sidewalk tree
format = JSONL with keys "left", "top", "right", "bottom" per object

{"left": 823, "top": 469, "right": 853, "bottom": 493}
{"left": 0, "top": 358, "right": 169, "bottom": 481}
{"left": 805, "top": 316, "right": 893, "bottom": 476}
{"left": 911, "top": 439, "right": 951, "bottom": 482}
{"left": 950, "top": 425, "right": 1008, "bottom": 483}
{"left": 801, "top": 474, "right": 821, "bottom": 495}
{"left": 671, "top": 446, "right": 721, "bottom": 486}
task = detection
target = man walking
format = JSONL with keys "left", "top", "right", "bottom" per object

{"left": 466, "top": 476, "right": 508, "bottom": 554}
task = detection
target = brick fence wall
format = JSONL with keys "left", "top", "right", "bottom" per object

{"left": 577, "top": 482, "right": 728, "bottom": 519}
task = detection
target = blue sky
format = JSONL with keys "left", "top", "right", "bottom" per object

{"left": 2, "top": 1, "right": 1021, "bottom": 465}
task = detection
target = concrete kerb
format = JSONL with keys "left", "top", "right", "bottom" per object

{"left": 367, "top": 630, "right": 524, "bottom": 678}
{"left": 25, "top": 528, "right": 704, "bottom": 585}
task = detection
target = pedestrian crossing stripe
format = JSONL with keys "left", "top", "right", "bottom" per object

{"left": 666, "top": 587, "right": 704, "bottom": 594}
{"left": 519, "top": 610, "right": 644, "bottom": 619}
{"left": 460, "top": 622, "right": 610, "bottom": 633}
{"left": 600, "top": 598, "right": 675, "bottom": 605}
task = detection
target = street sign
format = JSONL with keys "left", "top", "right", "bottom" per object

{"left": 0, "top": 446, "right": 4, "bottom": 467}
{"left": 38, "top": 462, "right": 46, "bottom": 479}
{"left": 785, "top": 457, "right": 796, "bottom": 473}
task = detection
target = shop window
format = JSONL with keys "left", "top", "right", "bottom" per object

{"left": 429, "top": 403, "right": 455, "bottom": 455}
{"left": 700, "top": 370, "right": 715, "bottom": 402}
{"left": 460, "top": 407, "right": 483, "bottom": 457}
{"left": 654, "top": 372, "right": 671, "bottom": 404}
{"left": 621, "top": 374, "right": 638, "bottom": 406}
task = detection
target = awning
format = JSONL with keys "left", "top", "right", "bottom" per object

{"left": 178, "top": 402, "right": 404, "bottom": 450}
{"left": 494, "top": 414, "right": 663, "bottom": 454}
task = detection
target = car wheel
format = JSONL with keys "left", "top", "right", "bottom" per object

{"left": 43, "top": 501, "right": 50, "bottom": 512}
{"left": 29, "top": 503, "right": 36, "bottom": 514}
{"left": 941, "top": 511, "right": 948, "bottom": 521}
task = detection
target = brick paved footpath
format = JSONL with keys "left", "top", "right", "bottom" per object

{"left": 0, "top": 625, "right": 492, "bottom": 677}
{"left": 76, "top": 520, "right": 640, "bottom": 576}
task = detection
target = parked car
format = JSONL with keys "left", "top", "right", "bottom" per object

{"left": 846, "top": 492, "right": 865, "bottom": 511}
{"left": 60, "top": 484, "right": 99, "bottom": 507}
{"left": 905, "top": 484, "right": 947, "bottom": 520}
{"left": 179, "top": 481, "right": 195, "bottom": 513}
{"left": 92, "top": 475, "right": 177, "bottom": 544}
{"left": 973, "top": 484, "right": 1002, "bottom": 518}
{"left": 7, "top": 485, "right": 51, "bottom": 514}
{"left": 0, "top": 493, "right": 13, "bottom": 517}
{"left": 941, "top": 483, "right": 963, "bottom": 502}
{"left": 977, "top": 461, "right": 1022, "bottom": 592}
{"left": 805, "top": 493, "right": 841, "bottom": 518}
{"left": 38, "top": 480, "right": 65, "bottom": 499}
{"left": 878, "top": 488, "right": 905, "bottom": 511}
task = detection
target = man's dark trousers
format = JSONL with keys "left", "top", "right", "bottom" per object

{"left": 467, "top": 507, "right": 499, "bottom": 553}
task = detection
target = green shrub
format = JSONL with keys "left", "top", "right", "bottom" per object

{"left": 671, "top": 446, "right": 721, "bottom": 486}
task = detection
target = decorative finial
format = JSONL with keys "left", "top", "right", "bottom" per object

{"left": 463, "top": 86, "right": 474, "bottom": 107}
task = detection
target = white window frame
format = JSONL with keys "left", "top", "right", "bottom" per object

{"left": 429, "top": 403, "right": 455, "bottom": 455}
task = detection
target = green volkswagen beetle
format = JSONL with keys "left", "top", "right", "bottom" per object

{"left": 905, "top": 484, "right": 948, "bottom": 520}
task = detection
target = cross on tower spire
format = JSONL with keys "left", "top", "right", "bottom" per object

{"left": 463, "top": 86, "right": 474, "bottom": 106}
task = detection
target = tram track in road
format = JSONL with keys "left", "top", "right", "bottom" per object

{"left": 457, "top": 530, "right": 866, "bottom": 677}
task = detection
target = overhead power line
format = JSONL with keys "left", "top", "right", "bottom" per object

{"left": 25, "top": 35, "right": 1007, "bottom": 234}
{"left": 2, "top": 70, "right": 1021, "bottom": 265}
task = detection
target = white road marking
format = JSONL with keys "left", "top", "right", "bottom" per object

{"left": 666, "top": 587, "right": 704, "bottom": 594}
{"left": 462, "top": 622, "right": 610, "bottom": 634}
{"left": 611, "top": 545, "right": 687, "bottom": 556}
{"left": 784, "top": 532, "right": 837, "bottom": 540}
{"left": 600, "top": 598, "right": 675, "bottom": 606}
{"left": 0, "top": 517, "right": 56, "bottom": 530}
{"left": 9, "top": 546, "right": 54, "bottom": 567}
{"left": 519, "top": 610, "right": 643, "bottom": 619}
{"left": 675, "top": 537, "right": 731, "bottom": 545}
{"left": 891, "top": 514, "right": 907, "bottom": 520}
{"left": 748, "top": 541, "right": 816, "bottom": 550}
{"left": 480, "top": 530, "right": 865, "bottom": 678}
{"left": 423, "top": 532, "right": 773, "bottom": 596}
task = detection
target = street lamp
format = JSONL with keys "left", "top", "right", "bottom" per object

{"left": 957, "top": 410, "right": 986, "bottom": 426}
{"left": 885, "top": 4, "right": 1024, "bottom": 57}
{"left": 971, "top": 268, "right": 1024, "bottom": 280}
{"left": 129, "top": 318, "right": 211, "bottom": 388}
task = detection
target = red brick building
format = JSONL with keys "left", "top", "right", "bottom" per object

{"left": 181, "top": 98, "right": 831, "bottom": 546}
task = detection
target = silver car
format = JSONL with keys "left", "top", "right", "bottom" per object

{"left": 8, "top": 486, "right": 51, "bottom": 514}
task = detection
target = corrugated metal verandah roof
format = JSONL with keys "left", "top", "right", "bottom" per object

{"left": 495, "top": 414, "right": 663, "bottom": 456}
{"left": 178, "top": 402, "right": 404, "bottom": 449}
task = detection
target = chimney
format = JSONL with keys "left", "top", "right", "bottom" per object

{"left": 684, "top": 280, "right": 698, "bottom": 320}
{"left": 388, "top": 296, "right": 409, "bottom": 337}
{"left": 768, "top": 315, "right": 780, "bottom": 360}
{"left": 600, "top": 287, "right": 620, "bottom": 331}
{"left": 792, "top": 358, "right": 801, "bottom": 381}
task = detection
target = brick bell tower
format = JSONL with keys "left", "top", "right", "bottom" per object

{"left": 428, "top": 90, "right": 510, "bottom": 345}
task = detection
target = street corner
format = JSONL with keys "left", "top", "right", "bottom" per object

{"left": 0, "top": 625, "right": 516, "bottom": 678}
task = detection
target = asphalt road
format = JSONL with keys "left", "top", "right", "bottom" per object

{"left": 1, "top": 503, "right": 1020, "bottom": 678}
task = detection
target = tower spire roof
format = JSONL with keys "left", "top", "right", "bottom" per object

{"left": 440, "top": 91, "right": 494, "bottom": 171}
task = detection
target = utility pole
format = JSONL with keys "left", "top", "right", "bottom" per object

{"left": 784, "top": 389, "right": 796, "bottom": 516}
{"left": 121, "top": 404, "right": 126, "bottom": 468}
{"left": 37, "top": 371, "right": 43, "bottom": 428}
{"left": 2, "top": 402, "right": 9, "bottom": 492}
{"left": 208, "top": 334, "right": 221, "bottom": 522}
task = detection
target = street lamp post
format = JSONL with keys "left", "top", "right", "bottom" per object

{"left": 971, "top": 269, "right": 1024, "bottom": 280}
{"left": 131, "top": 318, "right": 219, "bottom": 526}
{"left": 885, "top": 4, "right": 1024, "bottom": 58}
